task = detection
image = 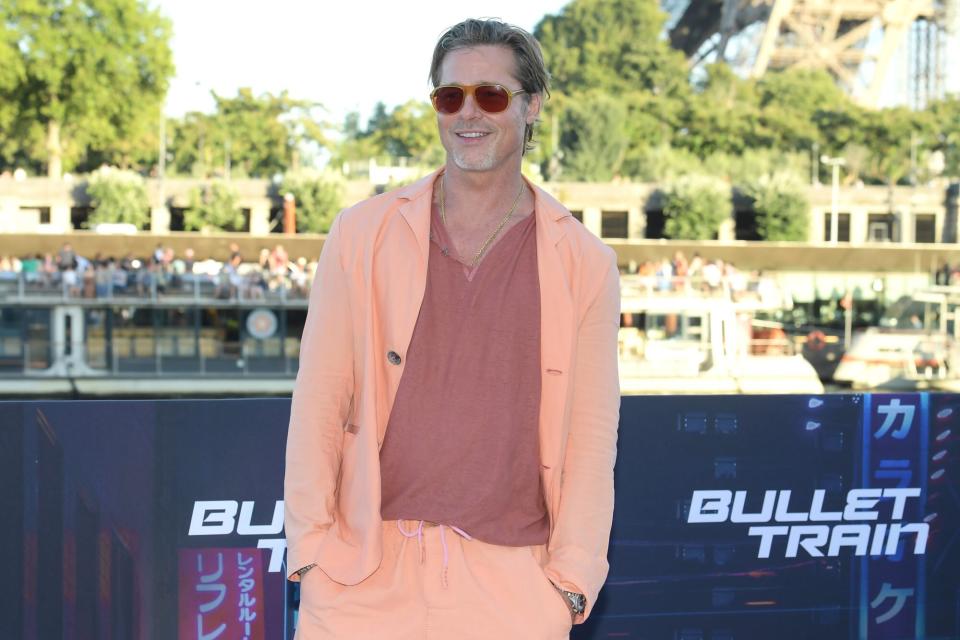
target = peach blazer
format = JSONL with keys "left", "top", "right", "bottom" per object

{"left": 284, "top": 169, "right": 621, "bottom": 621}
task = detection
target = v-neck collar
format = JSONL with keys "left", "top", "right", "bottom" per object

{"left": 429, "top": 205, "right": 534, "bottom": 282}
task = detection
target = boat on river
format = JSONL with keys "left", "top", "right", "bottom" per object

{"left": 833, "top": 286, "right": 960, "bottom": 391}
{"left": 617, "top": 274, "right": 824, "bottom": 395}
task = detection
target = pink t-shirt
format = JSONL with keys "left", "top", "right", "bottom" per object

{"left": 379, "top": 203, "right": 549, "bottom": 546}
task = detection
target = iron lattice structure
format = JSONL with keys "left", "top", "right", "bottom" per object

{"left": 667, "top": 0, "right": 959, "bottom": 109}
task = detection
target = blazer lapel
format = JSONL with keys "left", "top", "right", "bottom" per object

{"left": 397, "top": 172, "right": 438, "bottom": 261}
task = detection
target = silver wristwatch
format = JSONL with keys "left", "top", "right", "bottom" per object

{"left": 553, "top": 582, "right": 586, "bottom": 616}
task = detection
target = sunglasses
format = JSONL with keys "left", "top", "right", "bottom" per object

{"left": 430, "top": 84, "right": 527, "bottom": 115}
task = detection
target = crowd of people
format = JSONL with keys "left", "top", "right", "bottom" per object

{"left": 0, "top": 242, "right": 317, "bottom": 300}
{"left": 625, "top": 250, "right": 780, "bottom": 303}
{"left": 0, "top": 245, "right": 785, "bottom": 304}
{"left": 934, "top": 262, "right": 960, "bottom": 287}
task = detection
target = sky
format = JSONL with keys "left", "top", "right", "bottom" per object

{"left": 157, "top": 0, "right": 572, "bottom": 123}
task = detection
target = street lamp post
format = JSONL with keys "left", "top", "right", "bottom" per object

{"left": 158, "top": 107, "right": 166, "bottom": 212}
{"left": 821, "top": 155, "right": 846, "bottom": 244}
{"left": 811, "top": 141, "right": 819, "bottom": 186}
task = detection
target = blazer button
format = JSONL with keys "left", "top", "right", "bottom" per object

{"left": 387, "top": 350, "right": 402, "bottom": 365}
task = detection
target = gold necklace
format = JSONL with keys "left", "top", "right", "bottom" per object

{"left": 440, "top": 177, "right": 525, "bottom": 268}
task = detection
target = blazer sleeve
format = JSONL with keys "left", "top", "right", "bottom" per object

{"left": 284, "top": 213, "right": 355, "bottom": 581}
{"left": 544, "top": 248, "right": 621, "bottom": 622}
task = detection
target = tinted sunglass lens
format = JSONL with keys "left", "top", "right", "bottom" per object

{"left": 475, "top": 85, "right": 510, "bottom": 112}
{"left": 434, "top": 87, "right": 464, "bottom": 114}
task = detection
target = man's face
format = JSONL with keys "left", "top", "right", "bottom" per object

{"left": 436, "top": 45, "right": 540, "bottom": 173}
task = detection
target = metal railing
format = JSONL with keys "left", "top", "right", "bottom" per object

{"left": 618, "top": 274, "right": 790, "bottom": 307}
{"left": 1, "top": 338, "right": 301, "bottom": 378}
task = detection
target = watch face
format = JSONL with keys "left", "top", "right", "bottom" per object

{"left": 568, "top": 592, "right": 586, "bottom": 613}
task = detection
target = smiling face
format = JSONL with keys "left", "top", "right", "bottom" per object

{"left": 436, "top": 45, "right": 541, "bottom": 174}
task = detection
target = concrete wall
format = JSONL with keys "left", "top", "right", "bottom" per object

{"left": 0, "top": 176, "right": 376, "bottom": 235}
{"left": 0, "top": 174, "right": 955, "bottom": 247}
{"left": 4, "top": 231, "right": 960, "bottom": 274}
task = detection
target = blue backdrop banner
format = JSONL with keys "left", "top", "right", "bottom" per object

{"left": 1, "top": 394, "right": 956, "bottom": 639}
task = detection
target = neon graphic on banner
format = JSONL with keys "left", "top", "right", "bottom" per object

{"left": 861, "top": 394, "right": 928, "bottom": 640}
{"left": 178, "top": 548, "right": 266, "bottom": 640}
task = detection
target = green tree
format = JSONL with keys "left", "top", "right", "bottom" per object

{"left": 741, "top": 173, "right": 809, "bottom": 241}
{"left": 185, "top": 182, "right": 243, "bottom": 232}
{"left": 167, "top": 112, "right": 217, "bottom": 177}
{"left": 371, "top": 100, "right": 443, "bottom": 162}
{"left": 167, "top": 89, "right": 328, "bottom": 178}
{"left": 556, "top": 91, "right": 627, "bottom": 180}
{"left": 661, "top": 175, "right": 730, "bottom": 240}
{"left": 755, "top": 69, "right": 850, "bottom": 151}
{"left": 0, "top": 17, "right": 25, "bottom": 167}
{"left": 333, "top": 100, "right": 442, "bottom": 166}
{"left": 928, "top": 96, "right": 960, "bottom": 178}
{"left": 813, "top": 105, "right": 869, "bottom": 165}
{"left": 862, "top": 107, "right": 936, "bottom": 185}
{"left": 839, "top": 143, "right": 872, "bottom": 185}
{"left": 331, "top": 110, "right": 381, "bottom": 166}
{"left": 0, "top": 0, "right": 174, "bottom": 177}
{"left": 84, "top": 167, "right": 150, "bottom": 229}
{"left": 280, "top": 171, "right": 344, "bottom": 233}
{"left": 630, "top": 143, "right": 702, "bottom": 182}
{"left": 703, "top": 148, "right": 807, "bottom": 185}
{"left": 676, "top": 63, "right": 761, "bottom": 157}
{"left": 535, "top": 0, "right": 689, "bottom": 98}
{"left": 366, "top": 102, "right": 391, "bottom": 136}
{"left": 534, "top": 0, "right": 690, "bottom": 179}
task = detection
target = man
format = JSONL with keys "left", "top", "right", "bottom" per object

{"left": 285, "top": 18, "right": 621, "bottom": 639}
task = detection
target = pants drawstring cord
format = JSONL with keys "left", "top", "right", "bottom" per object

{"left": 439, "top": 524, "right": 473, "bottom": 588}
{"left": 397, "top": 519, "right": 426, "bottom": 565}
{"left": 396, "top": 520, "right": 473, "bottom": 589}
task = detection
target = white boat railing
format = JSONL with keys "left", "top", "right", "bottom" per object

{"left": 618, "top": 274, "right": 791, "bottom": 310}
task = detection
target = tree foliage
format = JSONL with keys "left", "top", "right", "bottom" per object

{"left": 530, "top": 0, "right": 958, "bottom": 187}
{"left": 372, "top": 100, "right": 443, "bottom": 162}
{"left": 703, "top": 149, "right": 808, "bottom": 186}
{"left": 167, "top": 89, "right": 328, "bottom": 178}
{"left": 928, "top": 97, "right": 960, "bottom": 178}
{"left": 185, "top": 182, "right": 243, "bottom": 232}
{"left": 858, "top": 107, "right": 936, "bottom": 185}
{"left": 661, "top": 175, "right": 730, "bottom": 240}
{"left": 1, "top": 0, "right": 957, "bottom": 211}
{"left": 676, "top": 63, "right": 760, "bottom": 157}
{"left": 0, "top": 16, "right": 25, "bottom": 166}
{"left": 535, "top": 0, "right": 689, "bottom": 180}
{"left": 84, "top": 167, "right": 150, "bottom": 229}
{"left": 0, "top": 0, "right": 174, "bottom": 176}
{"left": 280, "top": 171, "right": 344, "bottom": 234}
{"left": 535, "top": 0, "right": 688, "bottom": 98}
{"left": 333, "top": 100, "right": 442, "bottom": 166}
{"left": 556, "top": 91, "right": 627, "bottom": 181}
{"left": 753, "top": 68, "right": 848, "bottom": 150}
{"left": 742, "top": 173, "right": 810, "bottom": 241}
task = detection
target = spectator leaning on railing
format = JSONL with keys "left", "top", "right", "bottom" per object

{"left": 1, "top": 241, "right": 316, "bottom": 300}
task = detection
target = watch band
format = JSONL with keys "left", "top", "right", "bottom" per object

{"left": 295, "top": 563, "right": 317, "bottom": 578}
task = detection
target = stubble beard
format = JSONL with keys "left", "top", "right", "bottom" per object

{"left": 445, "top": 113, "right": 526, "bottom": 173}
{"left": 450, "top": 145, "right": 498, "bottom": 172}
